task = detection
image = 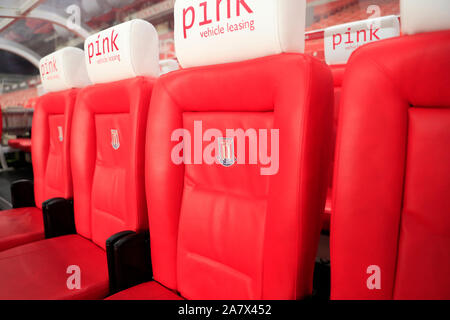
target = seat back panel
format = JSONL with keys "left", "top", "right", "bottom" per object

{"left": 72, "top": 77, "right": 153, "bottom": 248}
{"left": 147, "top": 54, "right": 334, "bottom": 299}
{"left": 177, "top": 112, "right": 273, "bottom": 299}
{"left": 394, "top": 108, "right": 450, "bottom": 299}
{"left": 43, "top": 114, "right": 67, "bottom": 198}
{"left": 32, "top": 90, "right": 77, "bottom": 208}
{"left": 91, "top": 113, "right": 132, "bottom": 244}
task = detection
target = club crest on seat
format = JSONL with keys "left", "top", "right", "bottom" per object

{"left": 111, "top": 129, "right": 120, "bottom": 150}
{"left": 217, "top": 137, "right": 235, "bottom": 167}
{"left": 57, "top": 126, "right": 63, "bottom": 142}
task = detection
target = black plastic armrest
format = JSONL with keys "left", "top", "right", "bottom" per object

{"left": 11, "top": 179, "right": 35, "bottom": 208}
{"left": 42, "top": 198, "right": 76, "bottom": 239}
{"left": 106, "top": 231, "right": 152, "bottom": 295}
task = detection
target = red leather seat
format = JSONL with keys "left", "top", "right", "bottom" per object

{"left": 0, "top": 235, "right": 109, "bottom": 300}
{"left": 0, "top": 207, "right": 43, "bottom": 252}
{"left": 108, "top": 0, "right": 333, "bottom": 300}
{"left": 321, "top": 64, "right": 345, "bottom": 231}
{"left": 321, "top": 16, "right": 401, "bottom": 231}
{"left": 0, "top": 20, "right": 159, "bottom": 299}
{"left": 0, "top": 48, "right": 86, "bottom": 252}
{"left": 331, "top": 1, "right": 450, "bottom": 299}
{"left": 8, "top": 138, "right": 29, "bottom": 150}
{"left": 18, "top": 139, "right": 31, "bottom": 152}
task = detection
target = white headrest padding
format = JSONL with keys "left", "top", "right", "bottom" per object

{"left": 174, "top": 0, "right": 306, "bottom": 68}
{"left": 84, "top": 19, "right": 159, "bottom": 84}
{"left": 40, "top": 47, "right": 91, "bottom": 93}
{"left": 324, "top": 16, "right": 400, "bottom": 65}
{"left": 401, "top": 0, "right": 450, "bottom": 35}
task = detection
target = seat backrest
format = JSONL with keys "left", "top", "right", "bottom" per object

{"left": 331, "top": 0, "right": 450, "bottom": 299}
{"left": 71, "top": 19, "right": 159, "bottom": 249}
{"left": 329, "top": 65, "right": 345, "bottom": 187}
{"left": 321, "top": 16, "right": 401, "bottom": 230}
{"left": 146, "top": 0, "right": 334, "bottom": 300}
{"left": 32, "top": 47, "right": 91, "bottom": 209}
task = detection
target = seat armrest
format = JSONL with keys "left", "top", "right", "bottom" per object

{"left": 106, "top": 231, "right": 152, "bottom": 294}
{"left": 11, "top": 179, "right": 35, "bottom": 208}
{"left": 42, "top": 198, "right": 76, "bottom": 239}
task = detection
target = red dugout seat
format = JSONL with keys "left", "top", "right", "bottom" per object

{"left": 321, "top": 16, "right": 401, "bottom": 231}
{"left": 331, "top": 0, "right": 450, "bottom": 299}
{"left": 0, "top": 19, "right": 159, "bottom": 299}
{"left": 108, "top": 0, "right": 334, "bottom": 300}
{"left": 0, "top": 47, "right": 90, "bottom": 252}
{"left": 8, "top": 138, "right": 30, "bottom": 150}
{"left": 18, "top": 139, "right": 31, "bottom": 152}
{"left": 322, "top": 64, "right": 345, "bottom": 231}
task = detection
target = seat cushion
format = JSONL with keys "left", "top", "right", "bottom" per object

{"left": 0, "top": 207, "right": 44, "bottom": 252}
{"left": 8, "top": 138, "right": 29, "bottom": 149}
{"left": 18, "top": 139, "right": 31, "bottom": 152}
{"left": 106, "top": 281, "right": 182, "bottom": 300}
{"left": 0, "top": 234, "right": 109, "bottom": 299}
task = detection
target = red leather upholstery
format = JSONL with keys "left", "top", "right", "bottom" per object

{"left": 18, "top": 139, "right": 31, "bottom": 152}
{"left": 71, "top": 77, "right": 153, "bottom": 249}
{"left": 0, "top": 207, "right": 44, "bottom": 251}
{"left": 0, "top": 235, "right": 108, "bottom": 300}
{"left": 139, "top": 53, "right": 333, "bottom": 300}
{"left": 8, "top": 138, "right": 28, "bottom": 149}
{"left": 0, "top": 90, "right": 77, "bottom": 252}
{"left": 106, "top": 281, "right": 182, "bottom": 300}
{"left": 0, "top": 77, "right": 154, "bottom": 299}
{"left": 322, "top": 64, "right": 345, "bottom": 231}
{"left": 331, "top": 30, "right": 450, "bottom": 299}
{"left": 32, "top": 90, "right": 77, "bottom": 208}
{"left": 8, "top": 138, "right": 31, "bottom": 152}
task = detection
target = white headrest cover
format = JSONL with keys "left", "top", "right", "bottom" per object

{"left": 174, "top": 0, "right": 306, "bottom": 68}
{"left": 401, "top": 0, "right": 450, "bottom": 35}
{"left": 324, "top": 16, "right": 400, "bottom": 65}
{"left": 40, "top": 47, "right": 91, "bottom": 93}
{"left": 84, "top": 19, "right": 159, "bottom": 84}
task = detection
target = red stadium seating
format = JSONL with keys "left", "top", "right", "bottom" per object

{"left": 7, "top": 138, "right": 24, "bottom": 149}
{"left": 1, "top": 0, "right": 449, "bottom": 303}
{"left": 8, "top": 138, "right": 31, "bottom": 152}
{"left": 0, "top": 19, "right": 159, "bottom": 299}
{"left": 331, "top": 6, "right": 450, "bottom": 299}
{"left": 0, "top": 47, "right": 90, "bottom": 252}
{"left": 18, "top": 139, "right": 31, "bottom": 152}
{"left": 0, "top": 89, "right": 78, "bottom": 252}
{"left": 321, "top": 64, "right": 345, "bottom": 231}
{"left": 320, "top": 15, "right": 400, "bottom": 231}
{"left": 108, "top": 0, "right": 334, "bottom": 300}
